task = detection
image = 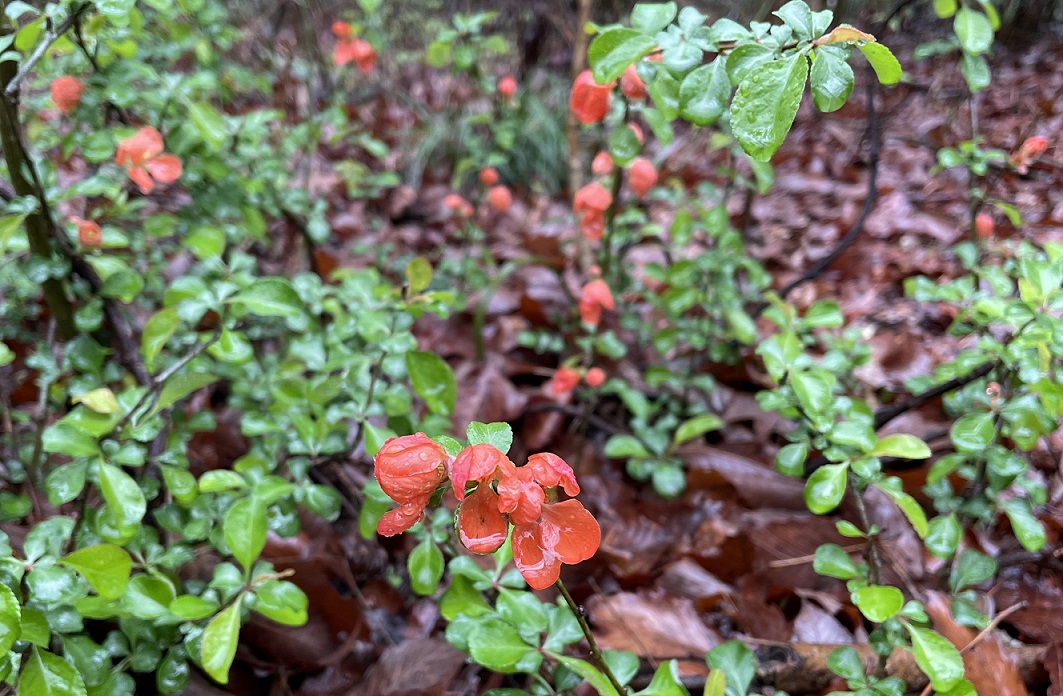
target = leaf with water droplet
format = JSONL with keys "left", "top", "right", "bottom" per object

{"left": 731, "top": 53, "right": 810, "bottom": 162}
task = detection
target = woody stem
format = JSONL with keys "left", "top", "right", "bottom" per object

{"left": 555, "top": 579, "right": 628, "bottom": 694}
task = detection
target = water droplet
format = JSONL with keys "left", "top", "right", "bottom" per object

{"left": 752, "top": 75, "right": 760, "bottom": 83}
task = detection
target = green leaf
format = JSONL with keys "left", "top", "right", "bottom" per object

{"left": 59, "top": 544, "right": 131, "bottom": 599}
{"left": 960, "top": 51, "right": 991, "bottom": 92}
{"left": 98, "top": 463, "right": 146, "bottom": 531}
{"left": 1003, "top": 498, "right": 1046, "bottom": 551}
{"left": 810, "top": 47, "right": 853, "bottom": 113}
{"left": 678, "top": 60, "right": 732, "bottom": 127}
{"left": 149, "top": 371, "right": 217, "bottom": 418}
{"left": 122, "top": 574, "right": 175, "bottom": 619}
{"left": 467, "top": 422, "right": 513, "bottom": 453}
{"left": 589, "top": 28, "right": 658, "bottom": 84}
{"left": 549, "top": 654, "right": 620, "bottom": 696}
{"left": 142, "top": 308, "right": 180, "bottom": 365}
{"left": 408, "top": 537, "right": 444, "bottom": 596}
{"left": 74, "top": 388, "right": 120, "bottom": 415}
{"left": 775, "top": 442, "right": 808, "bottom": 477}
{"left": 609, "top": 123, "right": 642, "bottom": 166}
{"left": 229, "top": 278, "right": 304, "bottom": 318}
{"left": 773, "top": 0, "right": 814, "bottom": 39}
{"left": 702, "top": 669, "right": 725, "bottom": 696}
{"left": 631, "top": 2, "right": 677, "bottom": 34}
{"left": 406, "top": 351, "right": 457, "bottom": 415}
{"left": 405, "top": 257, "right": 433, "bottom": 295}
{"left": 933, "top": 0, "right": 958, "bottom": 18}
{"left": 949, "top": 412, "right": 995, "bottom": 452}
{"left": 954, "top": 7, "right": 993, "bottom": 55}
{"left": 790, "top": 368, "right": 835, "bottom": 416}
{"left": 224, "top": 496, "right": 267, "bottom": 572}
{"left": 826, "top": 646, "right": 864, "bottom": 682}
{"left": 169, "top": 595, "right": 219, "bottom": 620}
{"left": 926, "top": 513, "right": 961, "bottom": 558}
{"left": 468, "top": 616, "right": 540, "bottom": 673}
{"left": 186, "top": 101, "right": 229, "bottom": 151}
{"left": 45, "top": 462, "right": 87, "bottom": 506}
{"left": 0, "top": 583, "right": 20, "bottom": 653}
{"left": 858, "top": 42, "right": 902, "bottom": 85}
{"left": 440, "top": 575, "right": 492, "bottom": 621}
{"left": 907, "top": 625, "right": 964, "bottom": 692}
{"left": 253, "top": 580, "right": 308, "bottom": 626}
{"left": 851, "top": 585, "right": 903, "bottom": 623}
{"left": 42, "top": 422, "right": 100, "bottom": 458}
{"left": 674, "top": 414, "right": 723, "bottom": 446}
{"left": 871, "top": 434, "right": 931, "bottom": 459}
{"left": 705, "top": 640, "right": 755, "bottom": 696}
{"left": 950, "top": 549, "right": 996, "bottom": 592}
{"left": 874, "top": 479, "right": 928, "bottom": 538}
{"left": 731, "top": 54, "right": 809, "bottom": 162}
{"left": 604, "top": 434, "right": 651, "bottom": 459}
{"left": 804, "top": 462, "right": 848, "bottom": 514}
{"left": 201, "top": 598, "right": 243, "bottom": 684}
{"left": 208, "top": 329, "right": 254, "bottom": 364}
{"left": 18, "top": 646, "right": 87, "bottom": 696}
{"left": 813, "top": 543, "right": 861, "bottom": 579}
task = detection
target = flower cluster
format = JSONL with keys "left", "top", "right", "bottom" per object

{"left": 331, "top": 21, "right": 376, "bottom": 74}
{"left": 1009, "top": 135, "right": 1048, "bottom": 175}
{"left": 548, "top": 365, "right": 606, "bottom": 396}
{"left": 374, "top": 433, "right": 600, "bottom": 590}
{"left": 115, "top": 127, "right": 181, "bottom": 194}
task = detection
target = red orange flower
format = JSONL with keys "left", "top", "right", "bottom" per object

{"left": 584, "top": 367, "right": 606, "bottom": 387}
{"left": 1009, "top": 135, "right": 1048, "bottom": 174}
{"left": 570, "top": 70, "right": 613, "bottom": 125}
{"left": 548, "top": 366, "right": 581, "bottom": 397}
{"left": 374, "top": 433, "right": 450, "bottom": 536}
{"left": 332, "top": 23, "right": 375, "bottom": 74}
{"left": 479, "top": 167, "right": 499, "bottom": 186}
{"left": 579, "top": 278, "right": 615, "bottom": 327}
{"left": 592, "top": 151, "right": 614, "bottom": 176}
{"left": 975, "top": 212, "right": 994, "bottom": 239}
{"left": 115, "top": 127, "right": 182, "bottom": 194}
{"left": 450, "top": 443, "right": 514, "bottom": 501}
{"left": 628, "top": 157, "right": 657, "bottom": 197}
{"left": 71, "top": 217, "right": 101, "bottom": 247}
{"left": 498, "top": 75, "right": 517, "bottom": 99}
{"left": 573, "top": 182, "right": 612, "bottom": 241}
{"left": 487, "top": 185, "right": 513, "bottom": 212}
{"left": 457, "top": 484, "right": 509, "bottom": 552}
{"left": 51, "top": 76, "right": 83, "bottom": 114}
{"left": 512, "top": 500, "right": 600, "bottom": 590}
{"left": 620, "top": 64, "right": 647, "bottom": 101}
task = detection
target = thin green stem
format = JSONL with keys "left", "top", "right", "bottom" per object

{"left": 555, "top": 578, "right": 628, "bottom": 695}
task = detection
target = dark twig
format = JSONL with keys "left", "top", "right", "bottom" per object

{"left": 4, "top": 4, "right": 91, "bottom": 98}
{"left": 873, "top": 360, "right": 996, "bottom": 429}
{"left": 776, "top": 71, "right": 881, "bottom": 301}
{"left": 555, "top": 579, "right": 629, "bottom": 695}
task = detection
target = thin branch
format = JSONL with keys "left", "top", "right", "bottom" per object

{"left": 555, "top": 579, "right": 629, "bottom": 695}
{"left": 873, "top": 360, "right": 996, "bottom": 429}
{"left": 4, "top": 4, "right": 91, "bottom": 98}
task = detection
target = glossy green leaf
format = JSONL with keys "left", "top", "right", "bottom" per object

{"left": 678, "top": 60, "right": 730, "bottom": 126}
{"left": 0, "top": 583, "right": 20, "bottom": 653}
{"left": 42, "top": 422, "right": 100, "bottom": 458}
{"left": 933, "top": 0, "right": 957, "bottom": 18}
{"left": 142, "top": 308, "right": 180, "bottom": 365}
{"left": 950, "top": 549, "right": 996, "bottom": 592}
{"left": 858, "top": 42, "right": 902, "bottom": 85}
{"left": 702, "top": 669, "right": 725, "bottom": 696}
{"left": 705, "top": 640, "right": 755, "bottom": 696}
{"left": 872, "top": 434, "right": 930, "bottom": 459}
{"left": 954, "top": 7, "right": 993, "bottom": 55}
{"left": 408, "top": 537, "right": 444, "bottom": 596}
{"left": 18, "top": 646, "right": 87, "bottom": 696}
{"left": 468, "top": 616, "right": 539, "bottom": 673}
{"left": 254, "top": 579, "right": 308, "bottom": 626}
{"left": 186, "top": 101, "right": 229, "bottom": 151}
{"left": 631, "top": 2, "right": 677, "bottom": 34}
{"left": 405, "top": 257, "right": 433, "bottom": 295}
{"left": 674, "top": 414, "right": 723, "bottom": 446}
{"left": 149, "top": 371, "right": 217, "bottom": 417}
{"left": 467, "top": 421, "right": 513, "bottom": 453}
{"left": 949, "top": 412, "right": 995, "bottom": 452}
{"left": 810, "top": 46, "right": 853, "bottom": 112}
{"left": 1003, "top": 498, "right": 1046, "bottom": 551}
{"left": 925, "top": 513, "right": 961, "bottom": 558}
{"left": 169, "top": 595, "right": 219, "bottom": 620}
{"left": 224, "top": 496, "right": 267, "bottom": 572}
{"left": 59, "top": 544, "right": 131, "bottom": 599}
{"left": 731, "top": 54, "right": 809, "bottom": 162}
{"left": 874, "top": 479, "right": 928, "bottom": 538}
{"left": 201, "top": 598, "right": 243, "bottom": 684}
{"left": 230, "top": 278, "right": 304, "bottom": 318}
{"left": 852, "top": 585, "right": 903, "bottom": 622}
{"left": 406, "top": 351, "right": 457, "bottom": 415}
{"left": 98, "top": 463, "right": 146, "bottom": 531}
{"left": 775, "top": 442, "right": 808, "bottom": 477}
{"left": 813, "top": 543, "right": 861, "bottom": 579}
{"left": 549, "top": 653, "right": 621, "bottom": 696}
{"left": 589, "top": 28, "right": 658, "bottom": 84}
{"left": 907, "top": 625, "right": 963, "bottom": 692}
{"left": 804, "top": 463, "right": 848, "bottom": 514}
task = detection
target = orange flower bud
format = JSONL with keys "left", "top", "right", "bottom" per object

{"left": 498, "top": 75, "right": 517, "bottom": 99}
{"left": 51, "top": 76, "right": 84, "bottom": 114}
{"left": 479, "top": 167, "right": 499, "bottom": 186}
{"left": 592, "top": 151, "right": 614, "bottom": 176}
{"left": 620, "top": 64, "right": 647, "bottom": 100}
{"left": 487, "top": 185, "right": 513, "bottom": 212}
{"left": 584, "top": 367, "right": 606, "bottom": 387}
{"left": 628, "top": 157, "right": 657, "bottom": 198}
{"left": 71, "top": 217, "right": 101, "bottom": 247}
{"left": 975, "top": 212, "right": 994, "bottom": 239}
{"left": 548, "top": 366, "right": 581, "bottom": 397}
{"left": 570, "top": 70, "right": 613, "bottom": 125}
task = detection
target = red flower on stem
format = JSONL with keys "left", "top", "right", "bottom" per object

{"left": 332, "top": 22, "right": 376, "bottom": 74}
{"left": 487, "top": 185, "right": 513, "bottom": 212}
{"left": 498, "top": 75, "right": 518, "bottom": 99}
{"left": 1009, "top": 135, "right": 1048, "bottom": 174}
{"left": 620, "top": 64, "right": 647, "bottom": 101}
{"left": 584, "top": 367, "right": 606, "bottom": 387}
{"left": 628, "top": 157, "right": 657, "bottom": 197}
{"left": 570, "top": 70, "right": 613, "bottom": 125}
{"left": 51, "top": 76, "right": 83, "bottom": 114}
{"left": 71, "top": 217, "right": 101, "bottom": 247}
{"left": 547, "top": 366, "right": 581, "bottom": 397}
{"left": 374, "top": 433, "right": 450, "bottom": 536}
{"left": 579, "top": 278, "right": 615, "bottom": 327}
{"left": 573, "top": 182, "right": 612, "bottom": 241}
{"left": 115, "top": 127, "right": 182, "bottom": 194}
{"left": 512, "top": 500, "right": 600, "bottom": 590}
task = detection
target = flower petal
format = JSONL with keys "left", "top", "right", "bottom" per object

{"left": 538, "top": 500, "right": 600, "bottom": 565}
{"left": 377, "top": 497, "right": 429, "bottom": 537}
{"left": 527, "top": 453, "right": 580, "bottom": 496}
{"left": 450, "top": 443, "right": 513, "bottom": 501}
{"left": 374, "top": 433, "right": 449, "bottom": 504}
{"left": 146, "top": 154, "right": 182, "bottom": 183}
{"left": 512, "top": 522, "right": 560, "bottom": 590}
{"left": 458, "top": 485, "right": 508, "bottom": 553}
{"left": 128, "top": 167, "right": 155, "bottom": 194}
{"left": 497, "top": 470, "right": 545, "bottom": 526}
